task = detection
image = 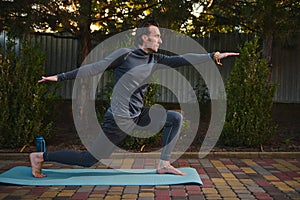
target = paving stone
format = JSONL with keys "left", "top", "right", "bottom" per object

{"left": 139, "top": 192, "right": 155, "bottom": 198}
{"left": 215, "top": 185, "right": 231, "bottom": 190}
{"left": 155, "top": 186, "right": 169, "bottom": 189}
{"left": 155, "top": 189, "right": 170, "bottom": 197}
{"left": 234, "top": 189, "right": 251, "bottom": 194}
{"left": 256, "top": 179, "right": 272, "bottom": 187}
{"left": 155, "top": 196, "right": 171, "bottom": 200}
{"left": 199, "top": 159, "right": 213, "bottom": 168}
{"left": 253, "top": 165, "right": 274, "bottom": 176}
{"left": 10, "top": 189, "right": 30, "bottom": 196}
{"left": 253, "top": 192, "right": 272, "bottom": 198}
{"left": 204, "top": 194, "right": 222, "bottom": 199}
{"left": 188, "top": 194, "right": 205, "bottom": 200}
{"left": 234, "top": 173, "right": 249, "bottom": 179}
{"left": 237, "top": 193, "right": 256, "bottom": 199}
{"left": 247, "top": 186, "right": 266, "bottom": 193}
{"left": 218, "top": 189, "right": 236, "bottom": 197}
{"left": 219, "top": 169, "right": 231, "bottom": 173}
{"left": 71, "top": 192, "right": 90, "bottom": 199}
{"left": 138, "top": 197, "right": 155, "bottom": 200}
{"left": 221, "top": 173, "right": 236, "bottom": 179}
{"left": 88, "top": 193, "right": 106, "bottom": 198}
{"left": 169, "top": 197, "right": 185, "bottom": 200}
{"left": 241, "top": 167, "right": 257, "bottom": 174}
{"left": 286, "top": 191, "right": 300, "bottom": 199}
{"left": 170, "top": 189, "right": 186, "bottom": 197}
{"left": 196, "top": 168, "right": 206, "bottom": 174}
{"left": 272, "top": 181, "right": 295, "bottom": 192}
{"left": 202, "top": 188, "right": 218, "bottom": 194}
{"left": 205, "top": 167, "right": 219, "bottom": 173}
{"left": 57, "top": 190, "right": 75, "bottom": 197}
{"left": 188, "top": 159, "right": 200, "bottom": 165}
{"left": 122, "top": 193, "right": 138, "bottom": 199}
{"left": 264, "top": 175, "right": 280, "bottom": 181}
{"left": 91, "top": 190, "right": 107, "bottom": 195}
{"left": 104, "top": 196, "right": 122, "bottom": 200}
{"left": 199, "top": 174, "right": 210, "bottom": 180}
{"left": 186, "top": 189, "right": 201, "bottom": 195}
{"left": 22, "top": 194, "right": 39, "bottom": 199}
{"left": 140, "top": 186, "right": 155, "bottom": 193}
{"left": 123, "top": 186, "right": 139, "bottom": 194}
{"left": 185, "top": 185, "right": 201, "bottom": 191}
{"left": 207, "top": 172, "right": 223, "bottom": 178}
{"left": 0, "top": 193, "right": 8, "bottom": 199}
{"left": 200, "top": 179, "right": 214, "bottom": 188}
{"left": 40, "top": 191, "right": 60, "bottom": 198}
{"left": 77, "top": 186, "right": 94, "bottom": 192}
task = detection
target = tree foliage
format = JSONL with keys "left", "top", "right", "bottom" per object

{"left": 1, "top": 0, "right": 225, "bottom": 63}
{"left": 0, "top": 40, "right": 57, "bottom": 148}
{"left": 1, "top": 0, "right": 299, "bottom": 63}
{"left": 189, "top": 0, "right": 300, "bottom": 64}
{"left": 1, "top": 0, "right": 209, "bottom": 63}
{"left": 220, "top": 37, "right": 277, "bottom": 147}
{"left": 189, "top": 0, "right": 300, "bottom": 35}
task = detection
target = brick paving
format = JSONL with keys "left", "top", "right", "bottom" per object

{"left": 0, "top": 155, "right": 299, "bottom": 199}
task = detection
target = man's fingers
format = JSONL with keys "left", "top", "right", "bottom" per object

{"left": 38, "top": 76, "right": 46, "bottom": 83}
{"left": 230, "top": 53, "right": 240, "bottom": 56}
{"left": 219, "top": 52, "right": 239, "bottom": 59}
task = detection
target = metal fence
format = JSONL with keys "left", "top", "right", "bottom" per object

{"left": 1, "top": 31, "right": 299, "bottom": 103}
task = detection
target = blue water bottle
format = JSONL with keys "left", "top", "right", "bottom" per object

{"left": 36, "top": 135, "right": 46, "bottom": 152}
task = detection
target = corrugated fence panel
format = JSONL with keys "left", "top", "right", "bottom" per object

{"left": 28, "top": 33, "right": 79, "bottom": 99}
{"left": 272, "top": 37, "right": 300, "bottom": 103}
{"left": 1, "top": 31, "right": 299, "bottom": 103}
{"left": 155, "top": 33, "right": 252, "bottom": 103}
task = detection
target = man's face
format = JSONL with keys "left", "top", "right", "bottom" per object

{"left": 142, "top": 25, "right": 162, "bottom": 53}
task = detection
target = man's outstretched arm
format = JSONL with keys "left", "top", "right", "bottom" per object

{"left": 38, "top": 75, "right": 58, "bottom": 83}
{"left": 156, "top": 51, "right": 239, "bottom": 68}
{"left": 38, "top": 48, "right": 133, "bottom": 83}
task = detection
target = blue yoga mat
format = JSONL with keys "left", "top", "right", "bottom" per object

{"left": 0, "top": 166, "right": 202, "bottom": 186}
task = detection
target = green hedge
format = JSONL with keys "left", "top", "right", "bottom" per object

{"left": 0, "top": 39, "right": 57, "bottom": 149}
{"left": 220, "top": 37, "right": 277, "bottom": 147}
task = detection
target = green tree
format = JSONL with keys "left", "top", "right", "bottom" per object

{"left": 0, "top": 0, "right": 158, "bottom": 62}
{"left": 0, "top": 40, "right": 57, "bottom": 148}
{"left": 220, "top": 37, "right": 277, "bottom": 147}
{"left": 188, "top": 0, "right": 300, "bottom": 65}
{"left": 0, "top": 0, "right": 215, "bottom": 63}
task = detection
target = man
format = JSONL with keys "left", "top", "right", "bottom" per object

{"left": 30, "top": 20, "right": 239, "bottom": 178}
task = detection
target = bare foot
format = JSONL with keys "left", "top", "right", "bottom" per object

{"left": 29, "top": 152, "right": 46, "bottom": 178}
{"left": 157, "top": 164, "right": 186, "bottom": 176}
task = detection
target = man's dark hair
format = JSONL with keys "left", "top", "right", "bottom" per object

{"left": 134, "top": 20, "right": 159, "bottom": 46}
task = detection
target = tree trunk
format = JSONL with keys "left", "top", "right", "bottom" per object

{"left": 262, "top": 32, "right": 274, "bottom": 82}
{"left": 77, "top": 0, "right": 92, "bottom": 65}
{"left": 263, "top": 33, "right": 273, "bottom": 67}
{"left": 78, "top": 24, "right": 92, "bottom": 65}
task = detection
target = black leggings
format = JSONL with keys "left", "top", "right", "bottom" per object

{"left": 43, "top": 107, "right": 182, "bottom": 167}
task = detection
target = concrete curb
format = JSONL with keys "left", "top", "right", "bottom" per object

{"left": 0, "top": 151, "right": 299, "bottom": 161}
